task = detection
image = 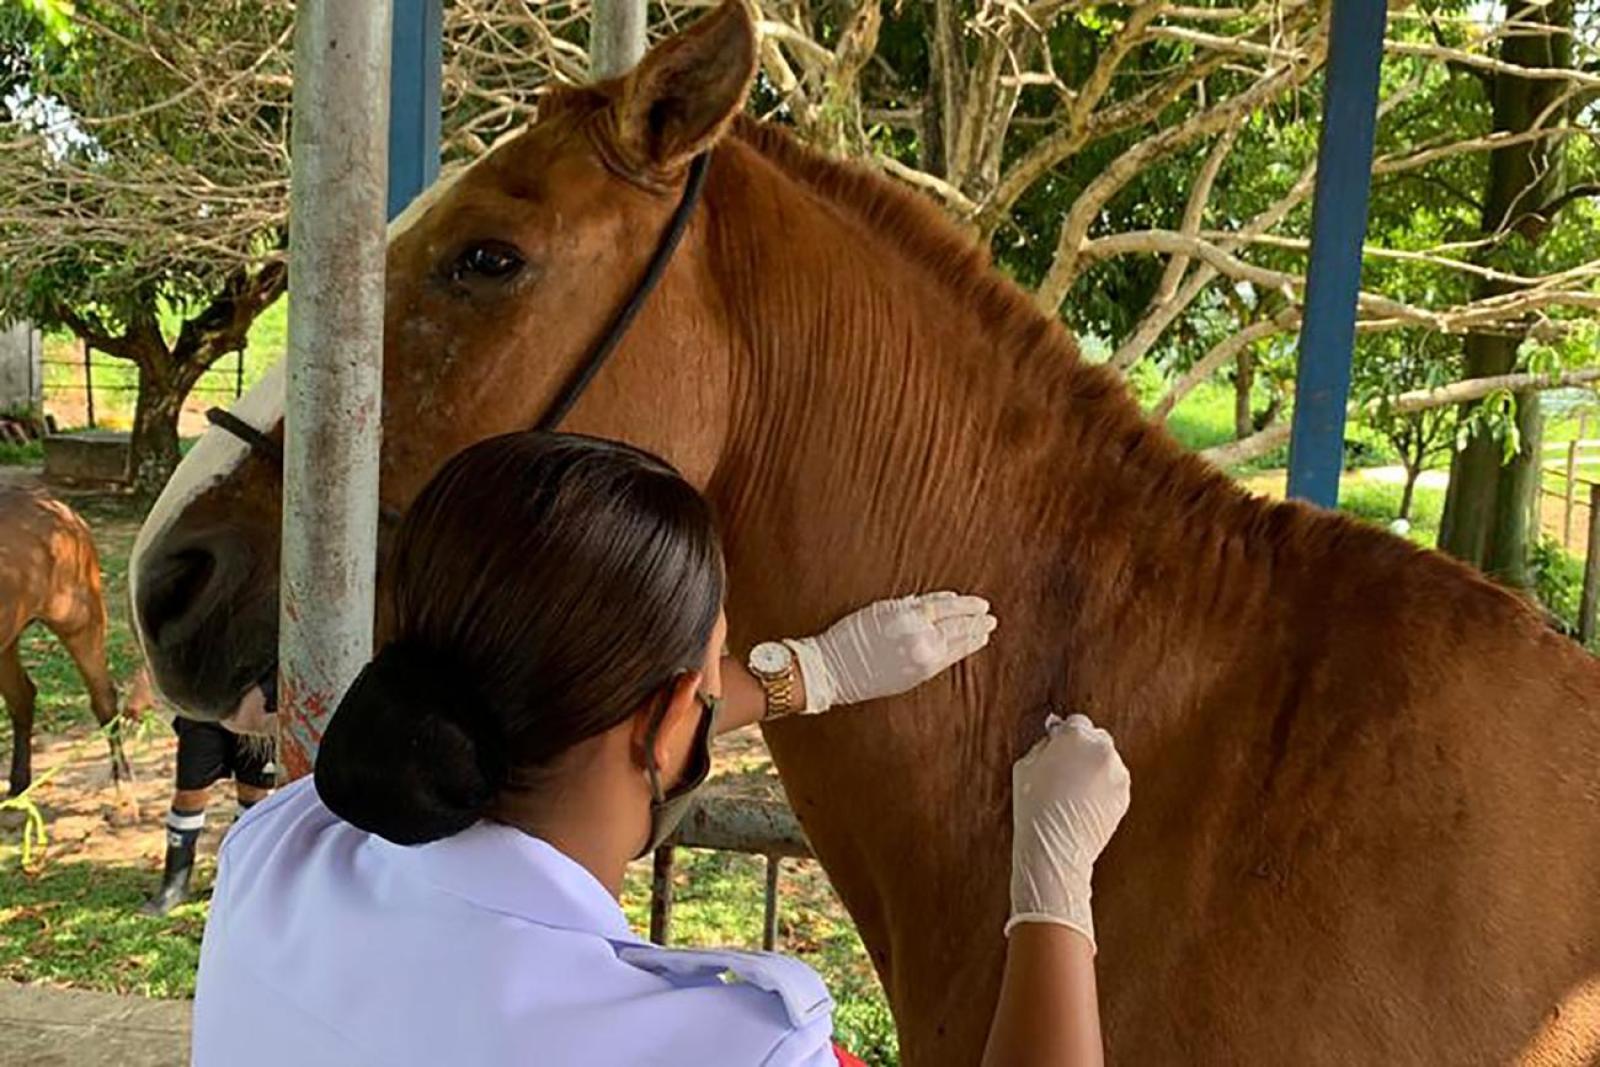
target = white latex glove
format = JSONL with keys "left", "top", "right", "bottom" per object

{"left": 1007, "top": 714, "right": 1131, "bottom": 952}
{"left": 785, "top": 592, "right": 997, "bottom": 714}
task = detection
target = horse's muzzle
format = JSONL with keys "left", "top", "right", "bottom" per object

{"left": 135, "top": 526, "right": 278, "bottom": 721}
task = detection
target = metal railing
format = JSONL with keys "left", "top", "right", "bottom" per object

{"left": 42, "top": 341, "right": 249, "bottom": 429}
{"left": 1538, "top": 436, "right": 1600, "bottom": 644}
{"left": 651, "top": 793, "right": 811, "bottom": 951}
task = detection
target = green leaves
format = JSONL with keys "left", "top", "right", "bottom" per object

{"left": 1455, "top": 388, "right": 1521, "bottom": 463}
{"left": 12, "top": 0, "right": 74, "bottom": 47}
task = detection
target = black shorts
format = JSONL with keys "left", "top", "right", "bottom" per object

{"left": 172, "top": 716, "right": 277, "bottom": 791}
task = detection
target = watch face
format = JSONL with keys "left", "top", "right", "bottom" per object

{"left": 750, "top": 641, "right": 793, "bottom": 676}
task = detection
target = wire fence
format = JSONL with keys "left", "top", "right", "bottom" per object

{"left": 41, "top": 340, "right": 249, "bottom": 430}
{"left": 1538, "top": 419, "right": 1600, "bottom": 644}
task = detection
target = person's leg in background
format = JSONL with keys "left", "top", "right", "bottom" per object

{"left": 229, "top": 723, "right": 276, "bottom": 818}
{"left": 141, "top": 717, "right": 232, "bottom": 916}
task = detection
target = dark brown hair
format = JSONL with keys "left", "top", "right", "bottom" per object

{"left": 315, "top": 432, "right": 724, "bottom": 845}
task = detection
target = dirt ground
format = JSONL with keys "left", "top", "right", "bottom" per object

{"left": 1538, "top": 487, "right": 1594, "bottom": 560}
{"left": 2, "top": 724, "right": 227, "bottom": 874}
{"left": 5, "top": 709, "right": 781, "bottom": 876}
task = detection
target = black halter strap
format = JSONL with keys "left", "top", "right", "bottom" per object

{"left": 205, "top": 406, "right": 283, "bottom": 465}
{"left": 535, "top": 151, "right": 711, "bottom": 432}
{"left": 207, "top": 151, "right": 711, "bottom": 464}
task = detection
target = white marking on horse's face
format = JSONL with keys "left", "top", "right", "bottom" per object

{"left": 129, "top": 357, "right": 286, "bottom": 658}
{"left": 128, "top": 129, "right": 527, "bottom": 669}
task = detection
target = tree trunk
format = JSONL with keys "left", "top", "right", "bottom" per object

{"left": 1485, "top": 389, "right": 1543, "bottom": 587}
{"left": 1234, "top": 348, "right": 1256, "bottom": 440}
{"left": 1400, "top": 466, "right": 1419, "bottom": 522}
{"left": 129, "top": 364, "right": 184, "bottom": 499}
{"left": 1440, "top": 331, "right": 1521, "bottom": 563}
{"left": 1438, "top": 0, "right": 1570, "bottom": 575}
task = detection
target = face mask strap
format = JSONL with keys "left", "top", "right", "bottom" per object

{"left": 641, "top": 697, "right": 671, "bottom": 805}
{"left": 641, "top": 686, "right": 720, "bottom": 801}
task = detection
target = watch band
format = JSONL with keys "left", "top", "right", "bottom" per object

{"left": 758, "top": 666, "right": 796, "bottom": 719}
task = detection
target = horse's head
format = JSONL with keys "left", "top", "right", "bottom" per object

{"left": 131, "top": 2, "right": 758, "bottom": 719}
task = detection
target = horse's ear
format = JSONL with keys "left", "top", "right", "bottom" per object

{"left": 608, "top": 0, "right": 756, "bottom": 176}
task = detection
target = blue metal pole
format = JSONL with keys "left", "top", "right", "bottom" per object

{"left": 1286, "top": 0, "right": 1387, "bottom": 507}
{"left": 387, "top": 0, "right": 442, "bottom": 222}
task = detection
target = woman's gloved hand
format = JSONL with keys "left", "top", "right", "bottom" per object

{"left": 786, "top": 592, "right": 997, "bottom": 714}
{"left": 1007, "top": 714, "right": 1131, "bottom": 952}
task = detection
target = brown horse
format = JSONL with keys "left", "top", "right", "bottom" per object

{"left": 129, "top": 5, "right": 1600, "bottom": 1063}
{"left": 1, "top": 485, "right": 131, "bottom": 795}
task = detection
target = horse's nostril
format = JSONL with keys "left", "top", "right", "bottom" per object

{"left": 140, "top": 547, "right": 220, "bottom": 647}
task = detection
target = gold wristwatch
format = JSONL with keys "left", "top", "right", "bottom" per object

{"left": 748, "top": 641, "right": 799, "bottom": 719}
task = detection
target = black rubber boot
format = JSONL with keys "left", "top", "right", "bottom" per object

{"left": 141, "top": 812, "right": 201, "bottom": 916}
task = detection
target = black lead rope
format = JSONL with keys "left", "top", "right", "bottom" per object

{"left": 535, "top": 151, "right": 711, "bottom": 432}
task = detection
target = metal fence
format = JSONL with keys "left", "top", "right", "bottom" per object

{"left": 1538, "top": 428, "right": 1600, "bottom": 643}
{"left": 653, "top": 793, "right": 811, "bottom": 951}
{"left": 42, "top": 341, "right": 249, "bottom": 428}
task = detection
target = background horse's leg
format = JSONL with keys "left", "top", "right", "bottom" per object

{"left": 0, "top": 639, "right": 37, "bottom": 796}
{"left": 48, "top": 616, "right": 129, "bottom": 786}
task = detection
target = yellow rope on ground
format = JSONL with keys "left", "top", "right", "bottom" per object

{"left": 0, "top": 710, "right": 160, "bottom": 873}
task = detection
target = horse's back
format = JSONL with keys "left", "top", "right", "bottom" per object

{"left": 0, "top": 487, "right": 104, "bottom": 637}
{"left": 1101, "top": 596, "right": 1600, "bottom": 1066}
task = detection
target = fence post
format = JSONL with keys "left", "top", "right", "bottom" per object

{"left": 82, "top": 339, "right": 95, "bottom": 429}
{"left": 591, "top": 0, "right": 647, "bottom": 80}
{"left": 235, "top": 349, "right": 246, "bottom": 400}
{"left": 1564, "top": 440, "right": 1580, "bottom": 547}
{"left": 762, "top": 856, "right": 782, "bottom": 951}
{"left": 277, "top": 0, "right": 391, "bottom": 777}
{"left": 1581, "top": 482, "right": 1600, "bottom": 647}
{"left": 649, "top": 845, "right": 675, "bottom": 945}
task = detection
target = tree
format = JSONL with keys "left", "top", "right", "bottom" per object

{"left": 0, "top": 0, "right": 291, "bottom": 496}
{"left": 1439, "top": 0, "right": 1599, "bottom": 584}
{"left": 724, "top": 2, "right": 1597, "bottom": 443}
{"left": 1355, "top": 331, "right": 1462, "bottom": 522}
{"left": 11, "top": 0, "right": 1592, "bottom": 513}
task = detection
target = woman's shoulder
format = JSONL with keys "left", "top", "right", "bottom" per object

{"left": 213, "top": 775, "right": 353, "bottom": 890}
{"left": 221, "top": 776, "right": 333, "bottom": 849}
{"left": 613, "top": 942, "right": 839, "bottom": 1065}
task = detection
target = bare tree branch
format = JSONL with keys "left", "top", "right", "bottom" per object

{"left": 1203, "top": 367, "right": 1600, "bottom": 468}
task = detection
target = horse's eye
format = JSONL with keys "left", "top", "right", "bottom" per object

{"left": 451, "top": 241, "right": 524, "bottom": 282}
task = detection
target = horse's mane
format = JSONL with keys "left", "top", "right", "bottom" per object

{"left": 716, "top": 117, "right": 1547, "bottom": 611}
{"left": 726, "top": 116, "right": 1072, "bottom": 366}
{"left": 538, "top": 88, "right": 1528, "bottom": 603}
{"left": 541, "top": 87, "right": 1070, "bottom": 370}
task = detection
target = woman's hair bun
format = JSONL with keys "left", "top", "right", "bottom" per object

{"left": 314, "top": 641, "right": 508, "bottom": 846}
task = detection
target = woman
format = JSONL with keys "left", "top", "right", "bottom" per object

{"left": 192, "top": 432, "right": 1130, "bottom": 1066}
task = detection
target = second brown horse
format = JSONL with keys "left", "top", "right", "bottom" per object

{"left": 1, "top": 485, "right": 131, "bottom": 796}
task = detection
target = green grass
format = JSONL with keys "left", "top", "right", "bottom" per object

{"left": 620, "top": 849, "right": 899, "bottom": 1062}
{"left": 1159, "top": 380, "right": 1400, "bottom": 473}
{"left": 0, "top": 859, "right": 209, "bottom": 997}
{"left": 0, "top": 439, "right": 45, "bottom": 466}
{"left": 1338, "top": 480, "right": 1447, "bottom": 546}
{"left": 244, "top": 298, "right": 288, "bottom": 370}
{"left": 1531, "top": 536, "right": 1587, "bottom": 636}
{"left": 1163, "top": 381, "right": 1238, "bottom": 453}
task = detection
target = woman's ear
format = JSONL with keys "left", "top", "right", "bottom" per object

{"left": 606, "top": 0, "right": 756, "bottom": 177}
{"left": 630, "top": 671, "right": 704, "bottom": 779}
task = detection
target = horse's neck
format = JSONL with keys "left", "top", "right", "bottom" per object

{"left": 708, "top": 146, "right": 1281, "bottom": 748}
